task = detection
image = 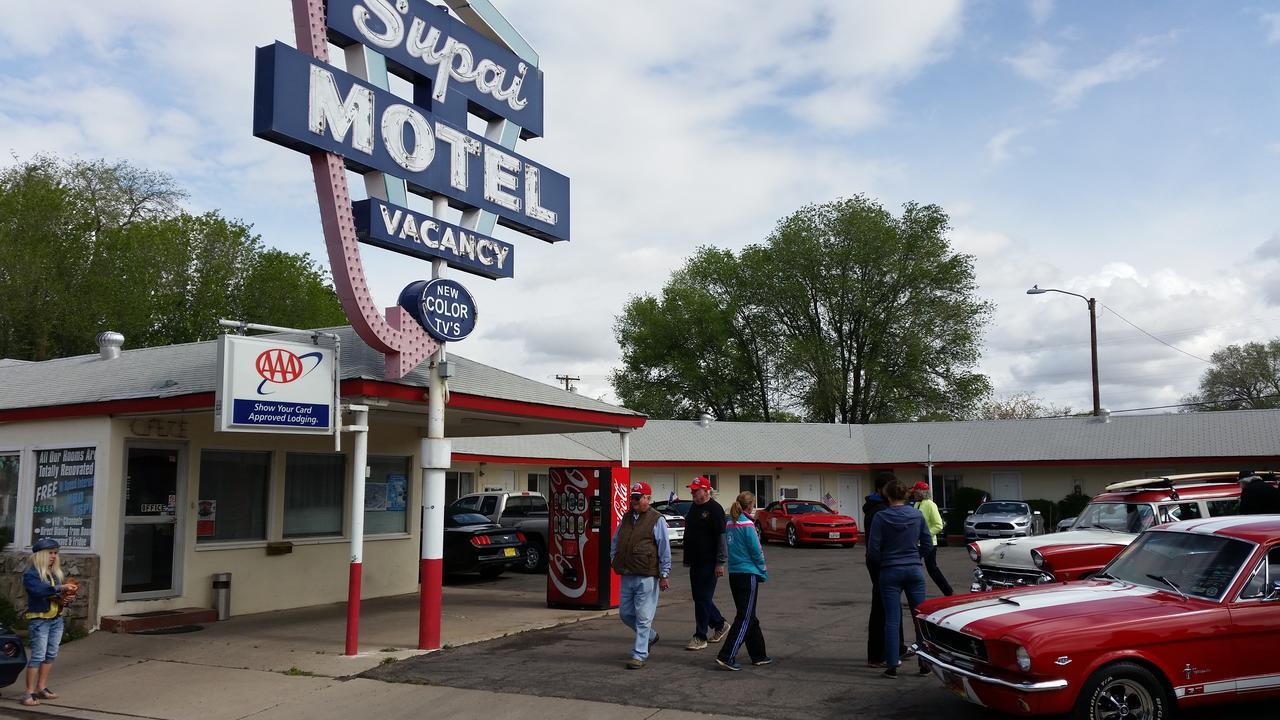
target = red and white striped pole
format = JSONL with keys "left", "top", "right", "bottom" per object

{"left": 420, "top": 245, "right": 449, "bottom": 650}
{"left": 344, "top": 405, "right": 369, "bottom": 656}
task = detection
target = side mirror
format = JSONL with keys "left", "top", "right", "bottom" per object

{"left": 1266, "top": 581, "right": 1280, "bottom": 602}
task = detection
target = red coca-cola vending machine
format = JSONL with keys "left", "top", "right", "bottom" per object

{"left": 547, "top": 466, "right": 629, "bottom": 609}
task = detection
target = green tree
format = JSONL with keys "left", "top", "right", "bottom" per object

{"left": 743, "top": 196, "right": 992, "bottom": 423}
{"left": 973, "top": 391, "right": 1075, "bottom": 420}
{"left": 611, "top": 248, "right": 778, "bottom": 421}
{"left": 1181, "top": 340, "right": 1280, "bottom": 411}
{"left": 0, "top": 155, "right": 345, "bottom": 360}
{"left": 611, "top": 197, "right": 993, "bottom": 422}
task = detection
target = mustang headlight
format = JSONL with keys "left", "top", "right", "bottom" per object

{"left": 1031, "top": 549, "right": 1045, "bottom": 569}
{"left": 1015, "top": 645, "right": 1031, "bottom": 672}
{"left": 967, "top": 543, "right": 981, "bottom": 563}
{"left": 965, "top": 519, "right": 976, "bottom": 526}
{"left": 1014, "top": 520, "right": 1029, "bottom": 526}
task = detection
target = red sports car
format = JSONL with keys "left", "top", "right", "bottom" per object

{"left": 754, "top": 500, "right": 857, "bottom": 547}
{"left": 914, "top": 515, "right": 1280, "bottom": 719}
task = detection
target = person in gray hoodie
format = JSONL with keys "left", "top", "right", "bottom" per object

{"left": 866, "top": 478, "right": 931, "bottom": 679}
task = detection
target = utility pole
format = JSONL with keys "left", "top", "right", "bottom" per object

{"left": 556, "top": 374, "right": 580, "bottom": 392}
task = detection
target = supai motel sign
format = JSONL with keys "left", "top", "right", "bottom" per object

{"left": 253, "top": 0, "right": 569, "bottom": 341}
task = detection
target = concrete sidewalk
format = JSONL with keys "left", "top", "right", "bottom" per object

{"left": 0, "top": 574, "right": 749, "bottom": 720}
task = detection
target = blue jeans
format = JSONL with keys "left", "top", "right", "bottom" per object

{"left": 689, "top": 564, "right": 725, "bottom": 640}
{"left": 618, "top": 575, "right": 660, "bottom": 661}
{"left": 27, "top": 616, "right": 63, "bottom": 667}
{"left": 880, "top": 564, "right": 926, "bottom": 668}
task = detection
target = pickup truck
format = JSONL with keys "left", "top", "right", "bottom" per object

{"left": 449, "top": 491, "right": 550, "bottom": 572}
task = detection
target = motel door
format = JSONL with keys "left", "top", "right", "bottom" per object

{"left": 120, "top": 446, "right": 185, "bottom": 599}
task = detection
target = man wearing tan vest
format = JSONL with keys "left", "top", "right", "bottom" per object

{"left": 610, "top": 480, "right": 672, "bottom": 669}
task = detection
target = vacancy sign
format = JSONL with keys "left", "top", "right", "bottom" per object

{"left": 215, "top": 335, "right": 337, "bottom": 435}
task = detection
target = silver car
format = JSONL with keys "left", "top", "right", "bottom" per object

{"left": 963, "top": 501, "right": 1042, "bottom": 540}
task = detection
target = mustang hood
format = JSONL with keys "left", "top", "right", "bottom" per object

{"left": 795, "top": 513, "right": 855, "bottom": 524}
{"left": 976, "top": 528, "right": 1133, "bottom": 569}
{"left": 921, "top": 581, "right": 1169, "bottom": 637}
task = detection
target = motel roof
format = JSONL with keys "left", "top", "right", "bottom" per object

{"left": 453, "top": 410, "right": 1280, "bottom": 467}
{"left": 0, "top": 327, "right": 644, "bottom": 435}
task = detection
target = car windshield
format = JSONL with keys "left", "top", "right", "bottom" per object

{"left": 975, "top": 502, "right": 1027, "bottom": 515}
{"left": 446, "top": 512, "right": 491, "bottom": 527}
{"left": 1074, "top": 502, "right": 1157, "bottom": 533}
{"left": 1104, "top": 530, "right": 1254, "bottom": 601}
{"left": 785, "top": 502, "right": 834, "bottom": 514}
{"left": 656, "top": 500, "right": 693, "bottom": 517}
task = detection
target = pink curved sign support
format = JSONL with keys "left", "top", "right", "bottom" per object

{"left": 291, "top": 0, "right": 439, "bottom": 380}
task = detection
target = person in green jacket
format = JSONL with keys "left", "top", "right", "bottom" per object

{"left": 910, "top": 482, "right": 953, "bottom": 596}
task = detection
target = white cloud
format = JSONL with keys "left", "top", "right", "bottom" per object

{"left": 1005, "top": 40, "right": 1061, "bottom": 83}
{"left": 1262, "top": 12, "right": 1280, "bottom": 44}
{"left": 1052, "top": 45, "right": 1163, "bottom": 109}
{"left": 985, "top": 126, "right": 1024, "bottom": 165}
{"left": 1029, "top": 0, "right": 1055, "bottom": 27}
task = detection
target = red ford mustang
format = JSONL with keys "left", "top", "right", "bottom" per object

{"left": 754, "top": 500, "right": 857, "bottom": 547}
{"left": 914, "top": 515, "right": 1280, "bottom": 719}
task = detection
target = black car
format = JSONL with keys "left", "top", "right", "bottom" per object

{"left": 444, "top": 510, "right": 527, "bottom": 578}
{"left": 0, "top": 625, "right": 25, "bottom": 687}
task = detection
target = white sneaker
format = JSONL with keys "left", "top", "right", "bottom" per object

{"left": 708, "top": 625, "right": 729, "bottom": 643}
{"left": 686, "top": 636, "right": 708, "bottom": 651}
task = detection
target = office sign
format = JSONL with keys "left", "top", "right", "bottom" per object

{"left": 215, "top": 335, "right": 337, "bottom": 434}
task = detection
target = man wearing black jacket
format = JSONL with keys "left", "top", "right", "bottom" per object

{"left": 683, "top": 476, "right": 729, "bottom": 650}
{"left": 863, "top": 471, "right": 906, "bottom": 667}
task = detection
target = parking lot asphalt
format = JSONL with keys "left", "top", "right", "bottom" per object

{"left": 370, "top": 545, "right": 988, "bottom": 720}
{"left": 370, "top": 543, "right": 1276, "bottom": 720}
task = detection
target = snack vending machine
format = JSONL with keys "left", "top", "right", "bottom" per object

{"left": 547, "top": 466, "right": 630, "bottom": 609}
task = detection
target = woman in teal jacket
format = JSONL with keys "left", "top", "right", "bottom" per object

{"left": 715, "top": 491, "right": 771, "bottom": 671}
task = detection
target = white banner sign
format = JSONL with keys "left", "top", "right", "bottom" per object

{"left": 215, "top": 335, "right": 336, "bottom": 435}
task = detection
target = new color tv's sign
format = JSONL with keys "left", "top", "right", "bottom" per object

{"left": 215, "top": 335, "right": 337, "bottom": 435}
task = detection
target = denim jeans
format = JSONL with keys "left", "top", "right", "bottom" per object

{"left": 880, "top": 564, "right": 926, "bottom": 668}
{"left": 27, "top": 615, "right": 63, "bottom": 667}
{"left": 618, "top": 575, "right": 660, "bottom": 660}
{"left": 689, "top": 563, "right": 725, "bottom": 640}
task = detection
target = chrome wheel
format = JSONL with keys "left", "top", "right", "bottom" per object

{"left": 1092, "top": 678, "right": 1155, "bottom": 720}
{"left": 522, "top": 542, "right": 544, "bottom": 572}
{"left": 786, "top": 525, "right": 798, "bottom": 547}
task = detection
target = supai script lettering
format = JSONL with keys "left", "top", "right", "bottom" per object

{"left": 353, "top": 0, "right": 530, "bottom": 111}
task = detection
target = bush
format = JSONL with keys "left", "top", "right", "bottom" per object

{"left": 0, "top": 596, "right": 25, "bottom": 633}
{"left": 1025, "top": 499, "right": 1057, "bottom": 531}
{"left": 1056, "top": 490, "right": 1090, "bottom": 525}
{"left": 944, "top": 486, "right": 990, "bottom": 537}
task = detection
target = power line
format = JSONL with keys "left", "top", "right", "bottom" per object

{"left": 1098, "top": 303, "right": 1211, "bottom": 363}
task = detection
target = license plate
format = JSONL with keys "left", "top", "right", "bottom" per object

{"left": 503, "top": 547, "right": 517, "bottom": 557}
{"left": 828, "top": 532, "right": 840, "bottom": 538}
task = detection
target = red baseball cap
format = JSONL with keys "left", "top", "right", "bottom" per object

{"left": 912, "top": 481, "right": 931, "bottom": 492}
{"left": 629, "top": 481, "right": 653, "bottom": 496}
{"left": 688, "top": 476, "right": 712, "bottom": 491}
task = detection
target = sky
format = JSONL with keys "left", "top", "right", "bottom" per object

{"left": 2, "top": 1, "right": 1279, "bottom": 417}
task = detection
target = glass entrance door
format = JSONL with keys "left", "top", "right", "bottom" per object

{"left": 121, "top": 447, "right": 182, "bottom": 597}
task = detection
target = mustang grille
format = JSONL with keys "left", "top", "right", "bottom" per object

{"left": 978, "top": 565, "right": 1049, "bottom": 587}
{"left": 921, "top": 621, "right": 987, "bottom": 662}
{"left": 975, "top": 521, "right": 1015, "bottom": 530}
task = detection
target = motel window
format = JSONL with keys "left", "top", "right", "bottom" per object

{"left": 445, "top": 471, "right": 474, "bottom": 506}
{"left": 364, "top": 456, "right": 410, "bottom": 535}
{"left": 527, "top": 472, "right": 549, "bottom": 497}
{"left": 939, "top": 474, "right": 963, "bottom": 510}
{"left": 197, "top": 450, "right": 269, "bottom": 544}
{"left": 284, "top": 453, "right": 345, "bottom": 538}
{"left": 739, "top": 475, "right": 773, "bottom": 503}
{"left": 0, "top": 453, "right": 18, "bottom": 547}
{"left": 700, "top": 473, "right": 719, "bottom": 492}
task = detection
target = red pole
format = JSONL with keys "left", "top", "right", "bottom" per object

{"left": 345, "top": 562, "right": 363, "bottom": 655}
{"left": 420, "top": 557, "right": 442, "bottom": 649}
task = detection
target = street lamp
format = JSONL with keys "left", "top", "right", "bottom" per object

{"left": 1026, "top": 285, "right": 1100, "bottom": 417}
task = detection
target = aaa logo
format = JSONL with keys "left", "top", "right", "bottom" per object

{"left": 254, "top": 349, "right": 323, "bottom": 394}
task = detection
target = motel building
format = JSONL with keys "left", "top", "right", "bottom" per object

{"left": 3, "top": 328, "right": 1280, "bottom": 633}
